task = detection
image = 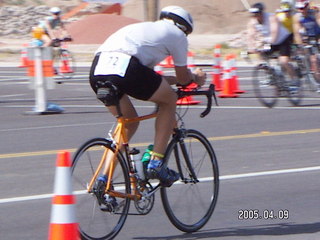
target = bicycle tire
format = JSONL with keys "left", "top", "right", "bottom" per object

{"left": 160, "top": 129, "right": 219, "bottom": 232}
{"left": 283, "top": 62, "right": 304, "bottom": 106}
{"left": 71, "top": 138, "right": 131, "bottom": 240}
{"left": 294, "top": 54, "right": 314, "bottom": 91}
{"left": 252, "top": 65, "right": 279, "bottom": 108}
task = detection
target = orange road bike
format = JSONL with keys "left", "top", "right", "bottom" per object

{"left": 71, "top": 83, "right": 219, "bottom": 240}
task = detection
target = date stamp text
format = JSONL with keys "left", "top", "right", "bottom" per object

{"left": 238, "top": 209, "right": 289, "bottom": 220}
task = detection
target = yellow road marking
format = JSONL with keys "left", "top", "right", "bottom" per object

{"left": 1, "top": 128, "right": 319, "bottom": 159}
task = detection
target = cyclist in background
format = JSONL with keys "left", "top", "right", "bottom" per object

{"left": 39, "top": 7, "right": 71, "bottom": 47}
{"left": 89, "top": 6, "right": 206, "bottom": 186}
{"left": 247, "top": 2, "right": 297, "bottom": 82}
{"left": 276, "top": 0, "right": 294, "bottom": 35}
{"left": 293, "top": 0, "right": 320, "bottom": 90}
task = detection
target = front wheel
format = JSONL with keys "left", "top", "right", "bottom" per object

{"left": 252, "top": 65, "right": 279, "bottom": 108}
{"left": 161, "top": 129, "right": 219, "bottom": 232}
{"left": 71, "top": 138, "right": 131, "bottom": 240}
{"left": 284, "top": 63, "right": 304, "bottom": 106}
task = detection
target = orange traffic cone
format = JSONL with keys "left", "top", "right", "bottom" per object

{"left": 18, "top": 43, "right": 29, "bottom": 68}
{"left": 59, "top": 56, "right": 73, "bottom": 73}
{"left": 177, "top": 82, "right": 201, "bottom": 105}
{"left": 219, "top": 55, "right": 238, "bottom": 98}
{"left": 59, "top": 48, "right": 73, "bottom": 73}
{"left": 212, "top": 44, "right": 223, "bottom": 91}
{"left": 48, "top": 151, "right": 80, "bottom": 240}
{"left": 187, "top": 51, "right": 196, "bottom": 72}
{"left": 230, "top": 54, "right": 245, "bottom": 94}
{"left": 154, "top": 64, "right": 164, "bottom": 75}
{"left": 160, "top": 56, "right": 174, "bottom": 68}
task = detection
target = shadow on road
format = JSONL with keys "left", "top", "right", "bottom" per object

{"left": 133, "top": 222, "right": 320, "bottom": 239}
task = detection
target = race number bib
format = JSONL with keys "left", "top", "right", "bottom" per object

{"left": 94, "top": 52, "right": 131, "bottom": 77}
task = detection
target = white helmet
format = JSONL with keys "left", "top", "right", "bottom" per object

{"left": 280, "top": 0, "right": 293, "bottom": 12}
{"left": 295, "top": 0, "right": 310, "bottom": 9}
{"left": 160, "top": 6, "right": 193, "bottom": 35}
{"left": 50, "top": 7, "right": 61, "bottom": 14}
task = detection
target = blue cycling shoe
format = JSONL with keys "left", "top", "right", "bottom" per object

{"left": 146, "top": 160, "right": 180, "bottom": 187}
{"left": 93, "top": 175, "right": 118, "bottom": 212}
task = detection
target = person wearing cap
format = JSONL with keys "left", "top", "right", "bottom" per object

{"left": 89, "top": 6, "right": 206, "bottom": 188}
{"left": 276, "top": 0, "right": 294, "bottom": 34}
{"left": 38, "top": 7, "right": 71, "bottom": 47}
{"left": 293, "top": 0, "right": 320, "bottom": 41}
{"left": 293, "top": 0, "right": 320, "bottom": 88}
{"left": 247, "top": 2, "right": 296, "bottom": 82}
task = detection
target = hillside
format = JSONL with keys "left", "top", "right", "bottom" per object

{"left": 1, "top": 0, "right": 311, "bottom": 35}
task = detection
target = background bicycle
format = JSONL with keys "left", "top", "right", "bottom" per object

{"left": 243, "top": 45, "right": 303, "bottom": 108}
{"left": 51, "top": 37, "right": 76, "bottom": 81}
{"left": 71, "top": 83, "right": 219, "bottom": 240}
{"left": 291, "top": 37, "right": 320, "bottom": 93}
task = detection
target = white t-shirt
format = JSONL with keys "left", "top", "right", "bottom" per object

{"left": 96, "top": 20, "right": 188, "bottom": 68}
{"left": 256, "top": 12, "right": 290, "bottom": 45}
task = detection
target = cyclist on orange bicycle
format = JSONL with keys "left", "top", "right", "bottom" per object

{"left": 89, "top": 6, "right": 206, "bottom": 186}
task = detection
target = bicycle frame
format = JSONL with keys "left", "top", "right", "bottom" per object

{"left": 86, "top": 84, "right": 216, "bottom": 201}
{"left": 86, "top": 110, "right": 158, "bottom": 201}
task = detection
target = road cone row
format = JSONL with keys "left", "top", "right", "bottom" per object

{"left": 176, "top": 51, "right": 201, "bottom": 105}
{"left": 211, "top": 44, "right": 223, "bottom": 91}
{"left": 229, "top": 54, "right": 246, "bottom": 94}
{"left": 218, "top": 54, "right": 245, "bottom": 98}
{"left": 160, "top": 55, "right": 174, "bottom": 68}
{"left": 154, "top": 64, "right": 164, "bottom": 75}
{"left": 48, "top": 151, "right": 80, "bottom": 240}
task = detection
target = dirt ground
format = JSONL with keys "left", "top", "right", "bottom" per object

{"left": 2, "top": 0, "right": 320, "bottom": 63}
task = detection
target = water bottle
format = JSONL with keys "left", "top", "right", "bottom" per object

{"left": 129, "top": 148, "right": 145, "bottom": 180}
{"left": 141, "top": 144, "right": 153, "bottom": 171}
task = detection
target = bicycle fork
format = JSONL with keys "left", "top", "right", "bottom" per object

{"left": 174, "top": 129, "right": 199, "bottom": 184}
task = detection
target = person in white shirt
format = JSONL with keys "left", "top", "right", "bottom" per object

{"left": 89, "top": 6, "right": 206, "bottom": 186}
{"left": 247, "top": 2, "right": 296, "bottom": 82}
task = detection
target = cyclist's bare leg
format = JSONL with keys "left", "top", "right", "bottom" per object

{"left": 279, "top": 55, "right": 296, "bottom": 80}
{"left": 148, "top": 78, "right": 177, "bottom": 156}
{"left": 101, "top": 94, "right": 139, "bottom": 175}
{"left": 41, "top": 34, "right": 52, "bottom": 47}
{"left": 108, "top": 94, "right": 139, "bottom": 141}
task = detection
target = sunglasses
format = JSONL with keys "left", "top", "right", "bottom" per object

{"left": 296, "top": 6, "right": 307, "bottom": 10}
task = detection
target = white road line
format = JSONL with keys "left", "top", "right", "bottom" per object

{"left": 0, "top": 166, "right": 319, "bottom": 204}
{"left": 1, "top": 104, "right": 320, "bottom": 110}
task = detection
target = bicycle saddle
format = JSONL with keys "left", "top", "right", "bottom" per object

{"left": 96, "top": 82, "right": 119, "bottom": 106}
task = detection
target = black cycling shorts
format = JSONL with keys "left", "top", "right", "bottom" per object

{"left": 271, "top": 34, "right": 293, "bottom": 57}
{"left": 89, "top": 53, "right": 162, "bottom": 101}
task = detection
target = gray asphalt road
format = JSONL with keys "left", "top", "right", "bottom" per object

{"left": 0, "top": 66, "right": 319, "bottom": 239}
